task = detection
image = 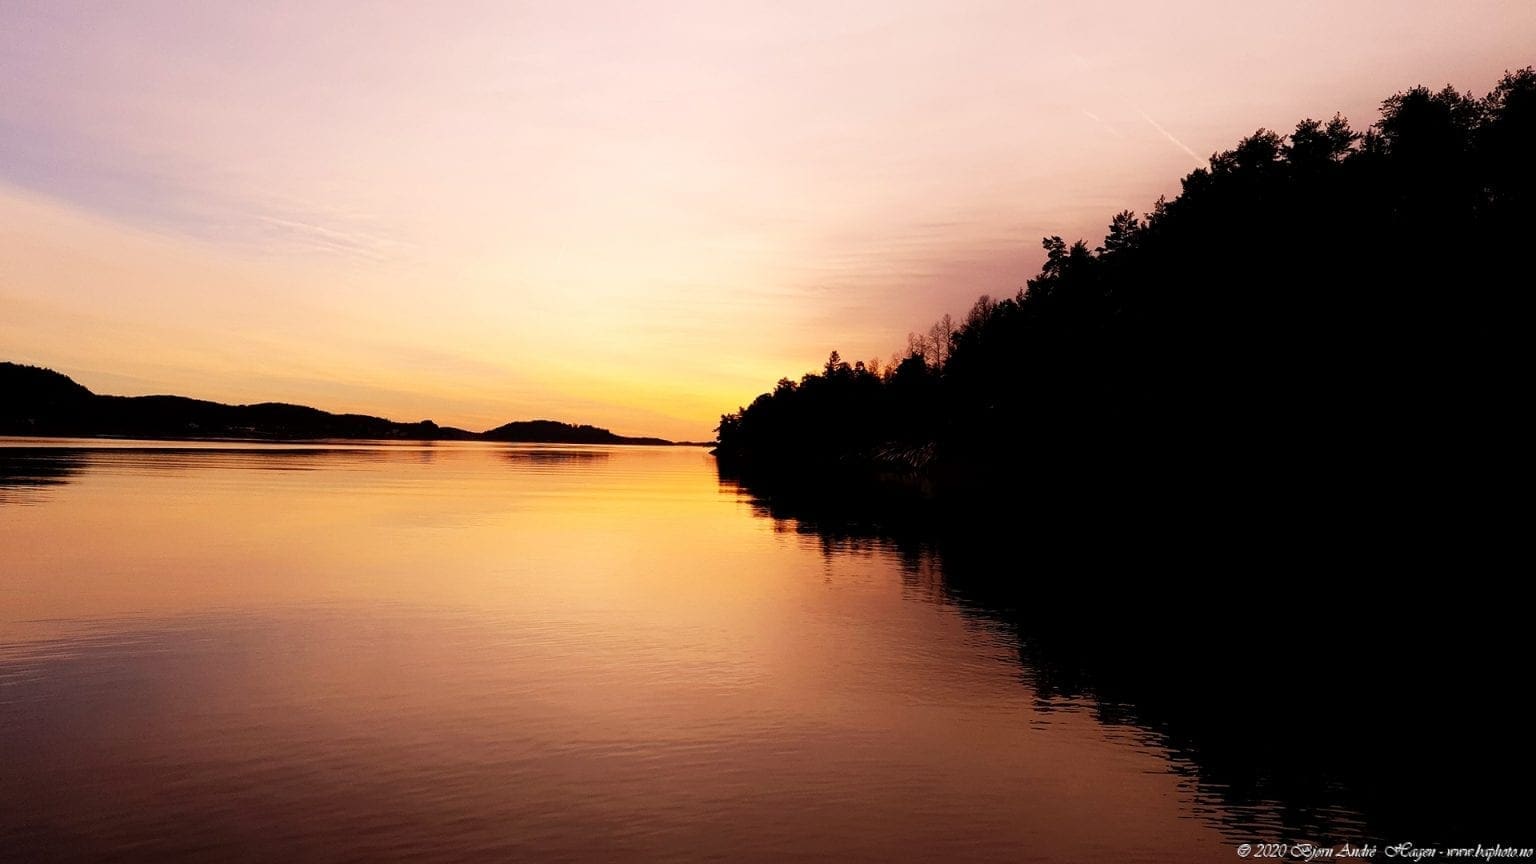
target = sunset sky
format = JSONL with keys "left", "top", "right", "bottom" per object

{"left": 3, "top": 1, "right": 1532, "bottom": 439}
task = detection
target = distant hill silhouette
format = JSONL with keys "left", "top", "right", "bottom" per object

{"left": 0, "top": 362, "right": 696, "bottom": 445}
{"left": 482, "top": 419, "right": 672, "bottom": 446}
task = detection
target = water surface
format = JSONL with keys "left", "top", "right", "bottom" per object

{"left": 2, "top": 439, "right": 1347, "bottom": 861}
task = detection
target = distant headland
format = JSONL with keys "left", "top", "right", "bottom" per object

{"left": 0, "top": 362, "right": 707, "bottom": 446}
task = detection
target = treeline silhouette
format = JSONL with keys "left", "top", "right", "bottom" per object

{"left": 0, "top": 362, "right": 693, "bottom": 445}
{"left": 715, "top": 70, "right": 1532, "bottom": 545}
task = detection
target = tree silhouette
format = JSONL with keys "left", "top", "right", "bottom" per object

{"left": 715, "top": 69, "right": 1534, "bottom": 539}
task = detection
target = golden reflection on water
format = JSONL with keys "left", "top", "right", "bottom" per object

{"left": 1, "top": 440, "right": 1268, "bottom": 862}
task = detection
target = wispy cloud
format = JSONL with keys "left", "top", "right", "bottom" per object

{"left": 252, "top": 213, "right": 402, "bottom": 261}
{"left": 0, "top": 118, "right": 406, "bottom": 261}
{"left": 0, "top": 69, "right": 415, "bottom": 265}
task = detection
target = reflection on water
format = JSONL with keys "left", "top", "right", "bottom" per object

{"left": 0, "top": 439, "right": 1514, "bottom": 861}
{"left": 0, "top": 448, "right": 86, "bottom": 504}
{"left": 716, "top": 467, "right": 1533, "bottom": 848}
{"left": 502, "top": 447, "right": 611, "bottom": 465}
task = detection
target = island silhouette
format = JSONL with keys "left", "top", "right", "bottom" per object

{"left": 0, "top": 362, "right": 701, "bottom": 445}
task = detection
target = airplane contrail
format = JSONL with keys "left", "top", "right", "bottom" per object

{"left": 1080, "top": 108, "right": 1125, "bottom": 139}
{"left": 1138, "top": 110, "right": 1205, "bottom": 168}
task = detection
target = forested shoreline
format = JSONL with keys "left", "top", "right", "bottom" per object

{"left": 714, "top": 71, "right": 1532, "bottom": 540}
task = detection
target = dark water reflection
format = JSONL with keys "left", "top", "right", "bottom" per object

{"left": 502, "top": 447, "right": 611, "bottom": 466}
{"left": 1, "top": 440, "right": 1526, "bottom": 861}
{"left": 716, "top": 467, "right": 1533, "bottom": 848}
{"left": 0, "top": 448, "right": 86, "bottom": 503}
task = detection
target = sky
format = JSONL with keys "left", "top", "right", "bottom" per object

{"left": 3, "top": 1, "right": 1532, "bottom": 439}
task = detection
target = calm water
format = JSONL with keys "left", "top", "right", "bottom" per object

{"left": 2, "top": 439, "right": 1353, "bottom": 862}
